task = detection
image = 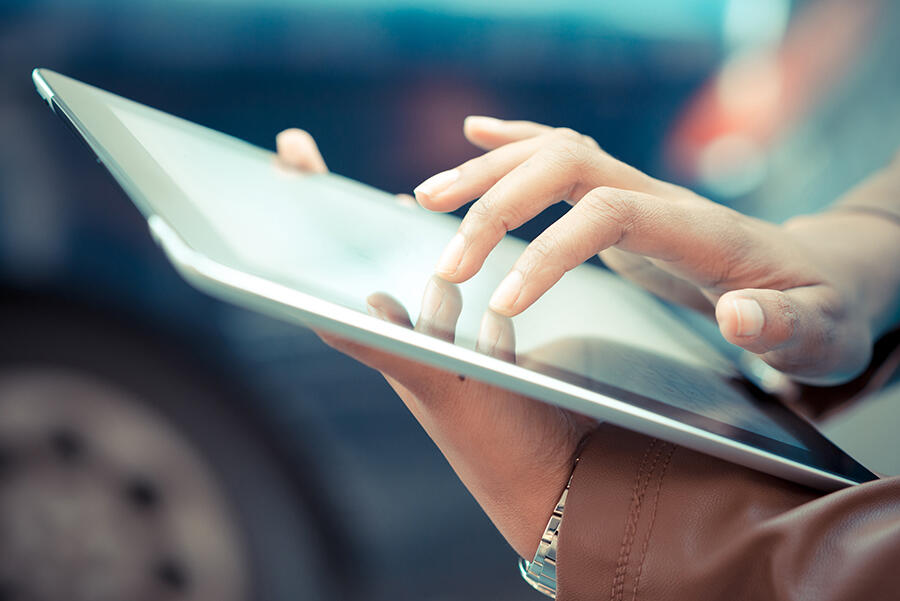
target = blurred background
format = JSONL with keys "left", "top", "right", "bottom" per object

{"left": 1, "top": 0, "right": 898, "bottom": 599}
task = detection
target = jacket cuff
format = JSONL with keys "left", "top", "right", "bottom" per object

{"left": 555, "top": 424, "right": 818, "bottom": 601}
{"left": 554, "top": 423, "right": 678, "bottom": 601}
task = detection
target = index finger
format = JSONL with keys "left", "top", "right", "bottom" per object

{"left": 488, "top": 188, "right": 765, "bottom": 316}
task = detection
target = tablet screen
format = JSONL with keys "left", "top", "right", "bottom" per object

{"left": 41, "top": 69, "right": 876, "bottom": 485}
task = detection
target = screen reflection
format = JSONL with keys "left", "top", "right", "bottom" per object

{"left": 366, "top": 275, "right": 517, "bottom": 364}
{"left": 364, "top": 275, "right": 812, "bottom": 452}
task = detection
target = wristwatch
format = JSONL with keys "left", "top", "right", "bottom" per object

{"left": 519, "top": 460, "right": 578, "bottom": 598}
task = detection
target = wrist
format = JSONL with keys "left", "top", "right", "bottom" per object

{"left": 519, "top": 433, "right": 590, "bottom": 599}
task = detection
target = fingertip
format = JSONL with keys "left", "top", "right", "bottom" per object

{"left": 275, "top": 127, "right": 297, "bottom": 145}
{"left": 434, "top": 233, "right": 467, "bottom": 279}
{"left": 488, "top": 270, "right": 524, "bottom": 315}
{"left": 275, "top": 128, "right": 327, "bottom": 173}
{"left": 412, "top": 189, "right": 441, "bottom": 211}
{"left": 475, "top": 309, "right": 516, "bottom": 360}
{"left": 365, "top": 292, "right": 413, "bottom": 328}
{"left": 486, "top": 302, "right": 519, "bottom": 318}
{"left": 415, "top": 195, "right": 466, "bottom": 214}
{"left": 716, "top": 290, "right": 793, "bottom": 356}
{"left": 487, "top": 290, "right": 530, "bottom": 317}
{"left": 463, "top": 115, "right": 509, "bottom": 149}
{"left": 413, "top": 168, "right": 461, "bottom": 210}
{"left": 464, "top": 115, "right": 502, "bottom": 134}
{"left": 275, "top": 127, "right": 310, "bottom": 153}
{"left": 437, "top": 247, "right": 487, "bottom": 284}
{"left": 433, "top": 268, "right": 469, "bottom": 285}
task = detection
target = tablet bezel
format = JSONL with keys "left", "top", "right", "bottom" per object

{"left": 33, "top": 67, "right": 879, "bottom": 491}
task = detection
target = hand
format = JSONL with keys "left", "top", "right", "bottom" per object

{"left": 276, "top": 128, "right": 596, "bottom": 560}
{"left": 413, "top": 116, "right": 883, "bottom": 384}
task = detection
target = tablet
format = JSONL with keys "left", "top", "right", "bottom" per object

{"left": 33, "top": 68, "right": 877, "bottom": 491}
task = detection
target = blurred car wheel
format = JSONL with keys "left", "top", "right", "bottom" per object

{"left": 0, "top": 292, "right": 342, "bottom": 601}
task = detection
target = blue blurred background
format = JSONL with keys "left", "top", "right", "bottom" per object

{"left": 1, "top": 0, "right": 898, "bottom": 599}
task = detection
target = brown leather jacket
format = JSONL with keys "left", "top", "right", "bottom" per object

{"left": 556, "top": 423, "right": 900, "bottom": 601}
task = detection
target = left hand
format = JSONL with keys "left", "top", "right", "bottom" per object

{"left": 275, "top": 128, "right": 596, "bottom": 561}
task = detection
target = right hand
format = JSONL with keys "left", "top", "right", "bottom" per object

{"left": 274, "top": 124, "right": 897, "bottom": 562}
{"left": 413, "top": 116, "right": 890, "bottom": 385}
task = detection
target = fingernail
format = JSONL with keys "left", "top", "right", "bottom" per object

{"left": 465, "top": 115, "right": 502, "bottom": 129}
{"left": 489, "top": 270, "right": 524, "bottom": 313}
{"left": 414, "top": 168, "right": 459, "bottom": 202}
{"left": 733, "top": 298, "right": 764, "bottom": 337}
{"left": 436, "top": 233, "right": 466, "bottom": 276}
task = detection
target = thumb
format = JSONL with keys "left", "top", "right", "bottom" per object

{"left": 716, "top": 289, "right": 789, "bottom": 352}
{"left": 722, "top": 281, "right": 843, "bottom": 343}
{"left": 716, "top": 287, "right": 820, "bottom": 354}
{"left": 715, "top": 286, "right": 868, "bottom": 382}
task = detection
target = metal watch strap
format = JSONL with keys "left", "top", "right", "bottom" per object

{"left": 518, "top": 456, "right": 580, "bottom": 599}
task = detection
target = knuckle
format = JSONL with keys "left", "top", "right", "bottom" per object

{"left": 812, "top": 286, "right": 848, "bottom": 328}
{"left": 781, "top": 214, "right": 816, "bottom": 231}
{"left": 546, "top": 138, "right": 595, "bottom": 183}
{"left": 772, "top": 291, "right": 799, "bottom": 339}
{"left": 524, "top": 236, "right": 568, "bottom": 275}
{"left": 553, "top": 127, "right": 583, "bottom": 142}
{"left": 528, "top": 234, "right": 581, "bottom": 274}
{"left": 583, "top": 186, "right": 635, "bottom": 228}
{"left": 466, "top": 198, "right": 493, "bottom": 221}
{"left": 581, "top": 134, "right": 601, "bottom": 150}
{"left": 526, "top": 237, "right": 555, "bottom": 263}
{"left": 552, "top": 127, "right": 599, "bottom": 152}
{"left": 466, "top": 199, "right": 512, "bottom": 237}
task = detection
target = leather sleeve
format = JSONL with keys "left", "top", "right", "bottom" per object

{"left": 556, "top": 424, "right": 900, "bottom": 601}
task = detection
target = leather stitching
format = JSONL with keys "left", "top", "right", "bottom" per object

{"left": 630, "top": 443, "right": 677, "bottom": 601}
{"left": 610, "top": 439, "right": 655, "bottom": 601}
{"left": 611, "top": 439, "right": 665, "bottom": 601}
